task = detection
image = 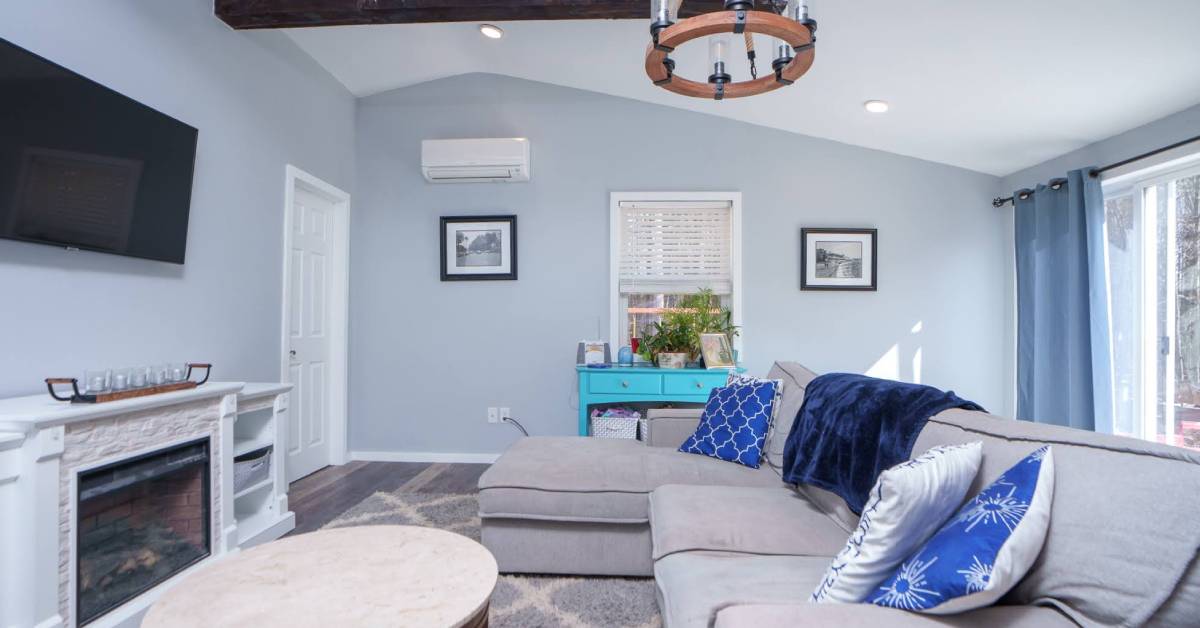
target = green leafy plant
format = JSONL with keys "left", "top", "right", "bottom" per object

{"left": 637, "top": 289, "right": 739, "bottom": 363}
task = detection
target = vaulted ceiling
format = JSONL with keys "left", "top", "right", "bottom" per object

{"left": 227, "top": 0, "right": 1200, "bottom": 176}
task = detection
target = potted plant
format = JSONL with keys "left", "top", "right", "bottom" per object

{"left": 638, "top": 313, "right": 694, "bottom": 368}
{"left": 637, "top": 289, "right": 739, "bottom": 368}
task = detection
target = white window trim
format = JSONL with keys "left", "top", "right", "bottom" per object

{"left": 608, "top": 191, "right": 743, "bottom": 359}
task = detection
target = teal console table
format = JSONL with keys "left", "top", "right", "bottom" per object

{"left": 575, "top": 365, "right": 742, "bottom": 436}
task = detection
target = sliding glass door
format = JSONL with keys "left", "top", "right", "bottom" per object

{"left": 1105, "top": 166, "right": 1200, "bottom": 450}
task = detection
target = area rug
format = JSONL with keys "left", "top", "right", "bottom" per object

{"left": 324, "top": 491, "right": 662, "bottom": 627}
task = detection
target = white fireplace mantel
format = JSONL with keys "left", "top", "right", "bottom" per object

{"left": 0, "top": 383, "right": 244, "bottom": 433}
{"left": 0, "top": 382, "right": 293, "bottom": 628}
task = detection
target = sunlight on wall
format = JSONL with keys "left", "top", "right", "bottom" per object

{"left": 866, "top": 321, "right": 924, "bottom": 382}
{"left": 912, "top": 320, "right": 923, "bottom": 383}
{"left": 866, "top": 344, "right": 900, "bottom": 380}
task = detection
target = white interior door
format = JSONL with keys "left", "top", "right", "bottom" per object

{"left": 286, "top": 187, "right": 335, "bottom": 481}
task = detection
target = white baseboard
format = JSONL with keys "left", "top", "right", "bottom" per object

{"left": 350, "top": 450, "right": 500, "bottom": 464}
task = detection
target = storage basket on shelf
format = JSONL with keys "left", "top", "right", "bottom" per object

{"left": 590, "top": 408, "right": 640, "bottom": 439}
{"left": 233, "top": 446, "right": 272, "bottom": 493}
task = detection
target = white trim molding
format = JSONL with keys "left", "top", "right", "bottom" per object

{"left": 281, "top": 165, "right": 352, "bottom": 472}
{"left": 350, "top": 451, "right": 501, "bottom": 464}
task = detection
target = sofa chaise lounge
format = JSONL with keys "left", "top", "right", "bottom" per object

{"left": 478, "top": 362, "right": 1200, "bottom": 627}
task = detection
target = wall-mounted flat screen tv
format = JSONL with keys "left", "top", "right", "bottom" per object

{"left": 0, "top": 38, "right": 198, "bottom": 264}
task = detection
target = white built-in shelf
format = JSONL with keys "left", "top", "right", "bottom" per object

{"left": 233, "top": 476, "right": 274, "bottom": 500}
{"left": 0, "top": 432, "right": 23, "bottom": 451}
{"left": 231, "top": 382, "right": 294, "bottom": 550}
{"left": 236, "top": 504, "right": 278, "bottom": 546}
{"left": 234, "top": 434, "right": 274, "bottom": 457}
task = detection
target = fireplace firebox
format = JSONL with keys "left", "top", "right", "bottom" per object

{"left": 75, "top": 438, "right": 211, "bottom": 625}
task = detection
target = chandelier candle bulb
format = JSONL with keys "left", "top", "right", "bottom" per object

{"left": 650, "top": 0, "right": 676, "bottom": 34}
{"left": 772, "top": 36, "right": 793, "bottom": 68}
{"left": 708, "top": 34, "right": 731, "bottom": 83}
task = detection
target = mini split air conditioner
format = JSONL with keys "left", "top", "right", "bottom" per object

{"left": 421, "top": 138, "right": 531, "bottom": 183}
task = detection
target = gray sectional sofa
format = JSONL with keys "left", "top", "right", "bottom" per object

{"left": 478, "top": 362, "right": 1200, "bottom": 627}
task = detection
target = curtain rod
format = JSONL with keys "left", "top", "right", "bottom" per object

{"left": 991, "top": 133, "right": 1200, "bottom": 208}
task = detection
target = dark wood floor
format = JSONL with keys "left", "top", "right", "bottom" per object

{"left": 287, "top": 462, "right": 490, "bottom": 535}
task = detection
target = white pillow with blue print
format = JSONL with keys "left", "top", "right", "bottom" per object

{"left": 678, "top": 375, "right": 782, "bottom": 468}
{"left": 811, "top": 442, "right": 983, "bottom": 604}
{"left": 872, "top": 446, "right": 1055, "bottom": 614}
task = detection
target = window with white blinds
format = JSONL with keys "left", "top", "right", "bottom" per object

{"left": 617, "top": 200, "right": 734, "bottom": 295}
{"left": 610, "top": 194, "right": 742, "bottom": 351}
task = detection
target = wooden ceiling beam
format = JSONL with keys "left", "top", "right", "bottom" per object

{"left": 215, "top": 0, "right": 738, "bottom": 30}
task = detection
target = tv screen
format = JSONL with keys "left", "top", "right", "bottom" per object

{"left": 0, "top": 38, "right": 197, "bottom": 264}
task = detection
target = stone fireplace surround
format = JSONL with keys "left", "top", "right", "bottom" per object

{"left": 0, "top": 383, "right": 247, "bottom": 628}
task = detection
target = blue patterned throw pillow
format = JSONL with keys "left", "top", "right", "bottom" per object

{"left": 872, "top": 446, "right": 1055, "bottom": 614}
{"left": 678, "top": 377, "right": 781, "bottom": 468}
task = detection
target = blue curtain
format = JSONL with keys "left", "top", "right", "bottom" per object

{"left": 1014, "top": 168, "right": 1114, "bottom": 432}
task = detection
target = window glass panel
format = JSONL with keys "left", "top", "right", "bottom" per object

{"left": 1105, "top": 194, "right": 1137, "bottom": 437}
{"left": 1173, "top": 174, "right": 1200, "bottom": 450}
{"left": 614, "top": 199, "right": 737, "bottom": 351}
{"left": 1105, "top": 168, "right": 1200, "bottom": 451}
{"left": 623, "top": 293, "right": 724, "bottom": 345}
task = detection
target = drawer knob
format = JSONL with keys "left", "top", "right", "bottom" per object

{"left": 695, "top": 381, "right": 704, "bottom": 388}
{"left": 621, "top": 380, "right": 630, "bottom": 388}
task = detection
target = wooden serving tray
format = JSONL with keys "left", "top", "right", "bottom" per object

{"left": 46, "top": 364, "right": 212, "bottom": 404}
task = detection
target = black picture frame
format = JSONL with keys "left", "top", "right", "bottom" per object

{"left": 800, "top": 227, "right": 878, "bottom": 291}
{"left": 440, "top": 215, "right": 518, "bottom": 281}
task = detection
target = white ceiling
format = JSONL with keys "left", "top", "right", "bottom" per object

{"left": 284, "top": 0, "right": 1200, "bottom": 176}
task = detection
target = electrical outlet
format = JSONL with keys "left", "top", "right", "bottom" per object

{"left": 487, "top": 407, "right": 499, "bottom": 423}
{"left": 500, "top": 407, "right": 511, "bottom": 422}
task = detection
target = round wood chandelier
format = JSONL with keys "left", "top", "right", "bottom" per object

{"left": 646, "top": 0, "right": 816, "bottom": 100}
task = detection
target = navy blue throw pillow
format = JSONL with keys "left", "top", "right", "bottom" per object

{"left": 678, "top": 378, "right": 781, "bottom": 468}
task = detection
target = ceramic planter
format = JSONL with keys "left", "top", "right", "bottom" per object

{"left": 656, "top": 353, "right": 688, "bottom": 369}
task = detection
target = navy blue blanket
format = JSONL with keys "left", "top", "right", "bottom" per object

{"left": 781, "top": 373, "right": 983, "bottom": 514}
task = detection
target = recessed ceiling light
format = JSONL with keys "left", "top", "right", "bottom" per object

{"left": 864, "top": 100, "right": 890, "bottom": 114}
{"left": 479, "top": 24, "right": 504, "bottom": 39}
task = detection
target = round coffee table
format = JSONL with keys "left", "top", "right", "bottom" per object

{"left": 144, "top": 525, "right": 498, "bottom": 628}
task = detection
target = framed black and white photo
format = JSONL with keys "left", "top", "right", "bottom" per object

{"left": 440, "top": 215, "right": 517, "bottom": 281}
{"left": 801, "top": 228, "right": 877, "bottom": 291}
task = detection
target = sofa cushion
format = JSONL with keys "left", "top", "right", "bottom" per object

{"left": 478, "top": 437, "right": 783, "bottom": 523}
{"left": 654, "top": 552, "right": 830, "bottom": 628}
{"left": 914, "top": 408, "right": 1200, "bottom": 627}
{"left": 648, "top": 485, "right": 847, "bottom": 561}
{"left": 712, "top": 603, "right": 1078, "bottom": 628}
{"left": 679, "top": 377, "right": 782, "bottom": 468}
{"left": 813, "top": 442, "right": 983, "bottom": 604}
{"left": 646, "top": 408, "right": 704, "bottom": 448}
{"left": 872, "top": 446, "right": 1054, "bottom": 614}
{"left": 763, "top": 361, "right": 818, "bottom": 469}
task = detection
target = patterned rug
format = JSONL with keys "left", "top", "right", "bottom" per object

{"left": 324, "top": 491, "right": 662, "bottom": 627}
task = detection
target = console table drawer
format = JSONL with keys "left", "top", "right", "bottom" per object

{"left": 663, "top": 373, "right": 728, "bottom": 395}
{"left": 588, "top": 373, "right": 662, "bottom": 395}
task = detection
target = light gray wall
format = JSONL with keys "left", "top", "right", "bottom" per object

{"left": 350, "top": 73, "right": 1010, "bottom": 456}
{"left": 1001, "top": 103, "right": 1200, "bottom": 190}
{"left": 0, "top": 1, "right": 355, "bottom": 397}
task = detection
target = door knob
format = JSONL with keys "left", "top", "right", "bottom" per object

{"left": 290, "top": 350, "right": 297, "bottom": 357}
